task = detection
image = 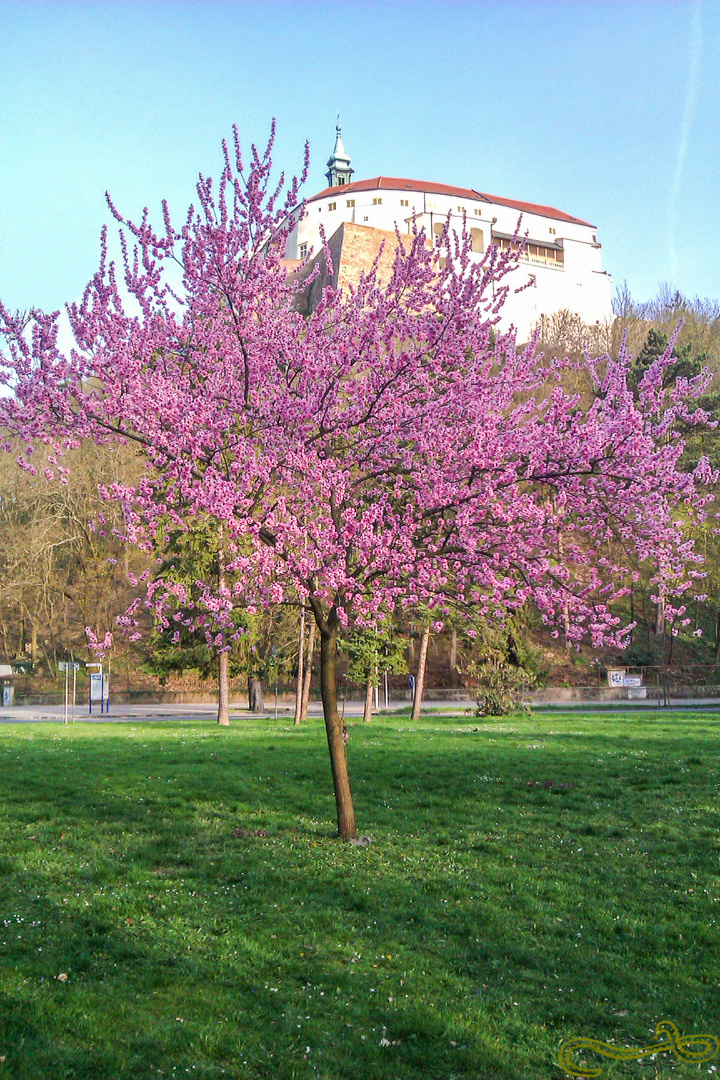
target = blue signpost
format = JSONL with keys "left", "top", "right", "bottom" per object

{"left": 87, "top": 662, "right": 110, "bottom": 714}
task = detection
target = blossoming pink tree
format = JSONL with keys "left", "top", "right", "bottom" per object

{"left": 0, "top": 126, "right": 713, "bottom": 839}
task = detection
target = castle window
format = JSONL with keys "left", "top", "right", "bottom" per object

{"left": 346, "top": 199, "right": 355, "bottom": 207}
{"left": 474, "top": 208, "right": 481, "bottom": 216}
{"left": 400, "top": 199, "right": 409, "bottom": 207}
{"left": 504, "top": 239, "right": 564, "bottom": 268}
{"left": 373, "top": 197, "right": 382, "bottom": 205}
{"left": 470, "top": 228, "right": 484, "bottom": 253}
{"left": 328, "top": 202, "right": 336, "bottom": 210}
{"left": 549, "top": 227, "right": 557, "bottom": 235}
{"left": 457, "top": 205, "right": 466, "bottom": 213}
{"left": 363, "top": 216, "right": 369, "bottom": 222}
{"left": 299, "top": 243, "right": 309, "bottom": 259}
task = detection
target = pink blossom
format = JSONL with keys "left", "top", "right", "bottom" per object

{"left": 85, "top": 628, "right": 113, "bottom": 657}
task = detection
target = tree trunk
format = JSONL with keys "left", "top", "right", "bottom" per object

{"left": 30, "top": 622, "right": 38, "bottom": 664}
{"left": 654, "top": 593, "right": 665, "bottom": 637}
{"left": 715, "top": 611, "right": 720, "bottom": 665}
{"left": 217, "top": 648, "right": 230, "bottom": 726}
{"left": 411, "top": 625, "right": 430, "bottom": 722}
{"left": 318, "top": 621, "right": 357, "bottom": 840}
{"left": 557, "top": 526, "right": 571, "bottom": 651}
{"left": 248, "top": 675, "right": 264, "bottom": 712}
{"left": 217, "top": 536, "right": 230, "bottom": 726}
{"left": 300, "top": 619, "right": 316, "bottom": 723}
{"left": 363, "top": 675, "right": 374, "bottom": 723}
{"left": 294, "top": 607, "right": 306, "bottom": 725}
{"left": 449, "top": 628, "right": 458, "bottom": 686}
{"left": 562, "top": 602, "right": 572, "bottom": 651}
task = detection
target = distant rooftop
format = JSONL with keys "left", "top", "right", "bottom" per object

{"left": 308, "top": 175, "right": 595, "bottom": 228}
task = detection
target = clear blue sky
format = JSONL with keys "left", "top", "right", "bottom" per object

{"left": 0, "top": 0, "right": 718, "bottom": 314}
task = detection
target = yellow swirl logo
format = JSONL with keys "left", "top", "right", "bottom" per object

{"left": 558, "top": 1021, "right": 719, "bottom": 1078}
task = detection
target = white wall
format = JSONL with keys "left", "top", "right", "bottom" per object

{"left": 288, "top": 183, "right": 613, "bottom": 340}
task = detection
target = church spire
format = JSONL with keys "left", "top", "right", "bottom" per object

{"left": 325, "top": 116, "right": 354, "bottom": 188}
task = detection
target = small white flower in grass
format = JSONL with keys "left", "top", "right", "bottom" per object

{"left": 56, "top": 973, "right": 68, "bottom": 983}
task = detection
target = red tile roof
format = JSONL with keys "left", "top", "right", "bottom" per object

{"left": 476, "top": 191, "right": 594, "bottom": 228}
{"left": 309, "top": 176, "right": 486, "bottom": 204}
{"left": 308, "top": 176, "right": 595, "bottom": 228}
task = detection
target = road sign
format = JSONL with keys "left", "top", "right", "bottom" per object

{"left": 58, "top": 661, "right": 81, "bottom": 671}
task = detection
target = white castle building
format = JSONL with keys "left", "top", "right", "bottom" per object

{"left": 286, "top": 123, "right": 613, "bottom": 340}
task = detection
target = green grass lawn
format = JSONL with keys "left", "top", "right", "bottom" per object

{"left": 0, "top": 710, "right": 719, "bottom": 1080}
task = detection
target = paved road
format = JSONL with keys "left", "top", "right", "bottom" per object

{"left": 2, "top": 697, "right": 720, "bottom": 723}
{"left": 0, "top": 700, "right": 420, "bottom": 724}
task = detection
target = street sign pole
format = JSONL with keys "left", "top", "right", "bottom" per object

{"left": 59, "top": 662, "right": 80, "bottom": 723}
